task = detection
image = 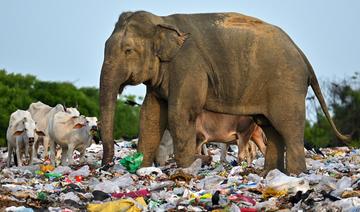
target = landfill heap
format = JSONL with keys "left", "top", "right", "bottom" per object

{"left": 0, "top": 141, "right": 360, "bottom": 212}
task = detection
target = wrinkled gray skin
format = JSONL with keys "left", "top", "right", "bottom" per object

{"left": 99, "top": 11, "right": 349, "bottom": 174}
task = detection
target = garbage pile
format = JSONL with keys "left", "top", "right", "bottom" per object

{"left": 0, "top": 141, "right": 360, "bottom": 211}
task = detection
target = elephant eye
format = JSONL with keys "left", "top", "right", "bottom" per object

{"left": 125, "top": 49, "right": 133, "bottom": 55}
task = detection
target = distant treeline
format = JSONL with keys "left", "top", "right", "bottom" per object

{"left": 1, "top": 69, "right": 359, "bottom": 148}
{"left": 304, "top": 72, "right": 360, "bottom": 148}
{"left": 0, "top": 69, "right": 141, "bottom": 146}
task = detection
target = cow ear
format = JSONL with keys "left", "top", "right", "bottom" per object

{"left": 13, "top": 131, "right": 24, "bottom": 136}
{"left": 73, "top": 123, "right": 85, "bottom": 129}
{"left": 36, "top": 130, "right": 46, "bottom": 136}
{"left": 154, "top": 24, "right": 189, "bottom": 62}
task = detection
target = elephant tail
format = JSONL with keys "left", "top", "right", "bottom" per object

{"left": 276, "top": 26, "right": 350, "bottom": 142}
{"left": 308, "top": 64, "right": 351, "bottom": 142}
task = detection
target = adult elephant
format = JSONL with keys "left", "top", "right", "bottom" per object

{"left": 99, "top": 11, "right": 349, "bottom": 174}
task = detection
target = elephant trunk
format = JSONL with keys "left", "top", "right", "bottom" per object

{"left": 99, "top": 62, "right": 125, "bottom": 166}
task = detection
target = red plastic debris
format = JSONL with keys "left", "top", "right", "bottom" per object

{"left": 228, "top": 194, "right": 256, "bottom": 206}
{"left": 75, "top": 176, "right": 83, "bottom": 182}
{"left": 111, "top": 189, "right": 150, "bottom": 199}
{"left": 240, "top": 208, "right": 257, "bottom": 212}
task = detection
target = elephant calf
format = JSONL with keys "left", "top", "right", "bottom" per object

{"left": 196, "top": 110, "right": 267, "bottom": 163}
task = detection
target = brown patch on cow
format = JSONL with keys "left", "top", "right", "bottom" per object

{"left": 217, "top": 14, "right": 263, "bottom": 28}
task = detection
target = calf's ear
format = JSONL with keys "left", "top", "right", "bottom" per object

{"left": 36, "top": 130, "right": 46, "bottom": 136}
{"left": 13, "top": 130, "right": 24, "bottom": 136}
{"left": 73, "top": 123, "right": 85, "bottom": 129}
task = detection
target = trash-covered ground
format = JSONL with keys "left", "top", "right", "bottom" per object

{"left": 0, "top": 141, "right": 360, "bottom": 211}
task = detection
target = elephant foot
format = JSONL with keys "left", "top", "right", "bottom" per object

{"left": 175, "top": 154, "right": 196, "bottom": 168}
{"left": 101, "top": 155, "right": 113, "bottom": 167}
{"left": 259, "top": 167, "right": 277, "bottom": 177}
{"left": 141, "top": 160, "right": 154, "bottom": 167}
{"left": 286, "top": 161, "right": 307, "bottom": 175}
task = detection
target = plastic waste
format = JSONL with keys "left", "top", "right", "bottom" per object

{"left": 92, "top": 190, "right": 110, "bottom": 201}
{"left": 136, "top": 167, "right": 163, "bottom": 177}
{"left": 229, "top": 166, "right": 244, "bottom": 176}
{"left": 62, "top": 183, "right": 85, "bottom": 193}
{"left": 228, "top": 194, "right": 256, "bottom": 206}
{"left": 111, "top": 189, "right": 150, "bottom": 199}
{"left": 342, "top": 190, "right": 360, "bottom": 198}
{"left": 120, "top": 152, "right": 143, "bottom": 173}
{"left": 51, "top": 166, "right": 72, "bottom": 175}
{"left": 93, "top": 173, "right": 134, "bottom": 193}
{"left": 169, "top": 170, "right": 193, "bottom": 183}
{"left": 5, "top": 206, "right": 34, "bottom": 212}
{"left": 87, "top": 197, "right": 147, "bottom": 212}
{"left": 37, "top": 191, "right": 47, "bottom": 201}
{"left": 196, "top": 175, "right": 226, "bottom": 190}
{"left": 173, "top": 187, "right": 185, "bottom": 196}
{"left": 39, "top": 164, "right": 55, "bottom": 172}
{"left": 181, "top": 158, "right": 202, "bottom": 176}
{"left": 316, "top": 175, "right": 337, "bottom": 192}
{"left": 69, "top": 165, "right": 90, "bottom": 178}
{"left": 247, "top": 173, "right": 262, "bottom": 183}
{"left": 255, "top": 197, "right": 278, "bottom": 210}
{"left": 60, "top": 192, "right": 80, "bottom": 202}
{"left": 331, "top": 176, "right": 352, "bottom": 197}
{"left": 44, "top": 172, "right": 63, "bottom": 179}
{"left": 331, "top": 197, "right": 360, "bottom": 211}
{"left": 2, "top": 184, "right": 33, "bottom": 192}
{"left": 75, "top": 175, "right": 83, "bottom": 182}
{"left": 263, "top": 169, "right": 309, "bottom": 197}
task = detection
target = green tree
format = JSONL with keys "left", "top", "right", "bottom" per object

{"left": 305, "top": 73, "right": 360, "bottom": 148}
{"left": 0, "top": 69, "right": 141, "bottom": 146}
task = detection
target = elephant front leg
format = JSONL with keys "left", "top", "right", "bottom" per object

{"left": 169, "top": 109, "right": 197, "bottom": 168}
{"left": 137, "top": 91, "right": 167, "bottom": 167}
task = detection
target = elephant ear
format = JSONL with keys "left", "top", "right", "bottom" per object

{"left": 154, "top": 24, "right": 189, "bottom": 62}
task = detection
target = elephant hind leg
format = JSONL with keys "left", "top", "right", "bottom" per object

{"left": 266, "top": 100, "right": 307, "bottom": 175}
{"left": 261, "top": 125, "right": 285, "bottom": 174}
{"left": 276, "top": 119, "right": 306, "bottom": 175}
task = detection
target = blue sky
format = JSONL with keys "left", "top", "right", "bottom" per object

{"left": 0, "top": 0, "right": 359, "bottom": 98}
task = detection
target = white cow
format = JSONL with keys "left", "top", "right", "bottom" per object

{"left": 48, "top": 113, "right": 98, "bottom": 165}
{"left": 27, "top": 101, "right": 80, "bottom": 160}
{"left": 6, "top": 110, "right": 45, "bottom": 167}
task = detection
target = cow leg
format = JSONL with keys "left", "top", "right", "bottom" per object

{"left": 245, "top": 142, "right": 254, "bottom": 164}
{"left": 251, "top": 126, "right": 267, "bottom": 156}
{"left": 24, "top": 139, "right": 30, "bottom": 165}
{"left": 219, "top": 143, "right": 228, "bottom": 162}
{"left": 66, "top": 145, "right": 75, "bottom": 165}
{"left": 15, "top": 138, "right": 23, "bottom": 166}
{"left": 237, "top": 135, "right": 247, "bottom": 163}
{"left": 197, "top": 139, "right": 208, "bottom": 155}
{"left": 7, "top": 143, "right": 13, "bottom": 167}
{"left": 60, "top": 146, "right": 68, "bottom": 165}
{"left": 43, "top": 136, "right": 50, "bottom": 159}
{"left": 79, "top": 147, "right": 86, "bottom": 164}
{"left": 50, "top": 140, "right": 57, "bottom": 166}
